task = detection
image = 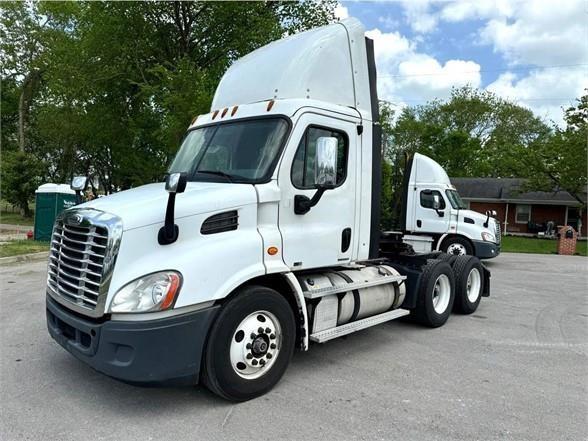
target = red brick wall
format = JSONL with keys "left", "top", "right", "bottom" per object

{"left": 467, "top": 201, "right": 582, "bottom": 235}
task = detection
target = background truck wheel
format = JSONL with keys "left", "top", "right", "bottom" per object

{"left": 202, "top": 285, "right": 296, "bottom": 402}
{"left": 452, "top": 255, "right": 484, "bottom": 314}
{"left": 441, "top": 236, "right": 473, "bottom": 256}
{"left": 413, "top": 260, "right": 455, "bottom": 328}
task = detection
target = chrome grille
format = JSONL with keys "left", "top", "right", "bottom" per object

{"left": 46, "top": 209, "right": 122, "bottom": 317}
{"left": 48, "top": 221, "right": 107, "bottom": 310}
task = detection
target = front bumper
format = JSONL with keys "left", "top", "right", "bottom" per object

{"left": 472, "top": 239, "right": 501, "bottom": 259}
{"left": 46, "top": 296, "right": 219, "bottom": 385}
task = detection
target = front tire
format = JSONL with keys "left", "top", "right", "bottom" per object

{"left": 452, "top": 255, "right": 484, "bottom": 314}
{"left": 441, "top": 236, "right": 473, "bottom": 256}
{"left": 412, "top": 260, "right": 455, "bottom": 328}
{"left": 202, "top": 285, "right": 296, "bottom": 401}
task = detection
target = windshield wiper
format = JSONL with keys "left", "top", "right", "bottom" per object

{"left": 196, "top": 170, "right": 234, "bottom": 182}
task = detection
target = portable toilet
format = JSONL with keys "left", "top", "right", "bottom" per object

{"left": 34, "top": 184, "right": 77, "bottom": 241}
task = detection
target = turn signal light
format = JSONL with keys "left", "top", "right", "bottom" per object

{"left": 267, "top": 246, "right": 279, "bottom": 256}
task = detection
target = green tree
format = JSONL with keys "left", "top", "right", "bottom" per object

{"left": 521, "top": 94, "right": 588, "bottom": 206}
{"left": 1, "top": 151, "right": 43, "bottom": 217}
{"left": 388, "top": 87, "right": 551, "bottom": 178}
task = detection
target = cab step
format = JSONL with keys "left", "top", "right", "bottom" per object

{"left": 302, "top": 275, "right": 406, "bottom": 299}
{"left": 309, "top": 308, "right": 410, "bottom": 343}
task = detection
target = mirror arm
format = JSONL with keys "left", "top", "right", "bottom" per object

{"left": 158, "top": 193, "right": 179, "bottom": 245}
{"left": 294, "top": 186, "right": 331, "bottom": 215}
{"left": 435, "top": 208, "right": 445, "bottom": 217}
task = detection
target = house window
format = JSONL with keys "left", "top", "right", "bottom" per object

{"left": 516, "top": 204, "right": 531, "bottom": 224}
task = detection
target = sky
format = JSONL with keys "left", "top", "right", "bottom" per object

{"left": 335, "top": 0, "right": 588, "bottom": 126}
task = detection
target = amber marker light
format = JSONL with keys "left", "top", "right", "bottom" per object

{"left": 221, "top": 107, "right": 228, "bottom": 117}
{"left": 267, "top": 246, "right": 279, "bottom": 256}
{"left": 231, "top": 105, "right": 239, "bottom": 116}
{"left": 212, "top": 110, "right": 219, "bottom": 119}
{"left": 267, "top": 100, "right": 275, "bottom": 111}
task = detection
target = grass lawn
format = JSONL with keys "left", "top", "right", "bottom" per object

{"left": 501, "top": 235, "right": 587, "bottom": 257}
{"left": 0, "top": 240, "right": 49, "bottom": 258}
{"left": 0, "top": 211, "right": 34, "bottom": 226}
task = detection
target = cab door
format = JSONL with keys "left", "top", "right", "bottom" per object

{"left": 278, "top": 113, "right": 358, "bottom": 269}
{"left": 412, "top": 187, "right": 450, "bottom": 234}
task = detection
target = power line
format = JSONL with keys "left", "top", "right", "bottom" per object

{"left": 378, "top": 63, "right": 588, "bottom": 78}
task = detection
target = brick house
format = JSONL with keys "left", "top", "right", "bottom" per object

{"left": 451, "top": 178, "right": 587, "bottom": 237}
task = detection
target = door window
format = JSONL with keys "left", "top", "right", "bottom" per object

{"left": 291, "top": 126, "right": 348, "bottom": 189}
{"left": 420, "top": 190, "right": 446, "bottom": 209}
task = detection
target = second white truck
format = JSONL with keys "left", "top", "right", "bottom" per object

{"left": 397, "top": 153, "right": 501, "bottom": 259}
{"left": 45, "top": 18, "right": 491, "bottom": 401}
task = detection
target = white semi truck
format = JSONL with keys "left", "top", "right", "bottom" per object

{"left": 397, "top": 153, "right": 501, "bottom": 258}
{"left": 46, "top": 18, "right": 490, "bottom": 401}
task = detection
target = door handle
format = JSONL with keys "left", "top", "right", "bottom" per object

{"left": 417, "top": 220, "right": 422, "bottom": 228}
{"left": 341, "top": 228, "right": 352, "bottom": 252}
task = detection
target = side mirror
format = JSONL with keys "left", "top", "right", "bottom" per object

{"left": 71, "top": 176, "right": 88, "bottom": 204}
{"left": 159, "top": 172, "right": 188, "bottom": 245}
{"left": 165, "top": 172, "right": 187, "bottom": 194}
{"left": 432, "top": 194, "right": 441, "bottom": 210}
{"left": 71, "top": 176, "right": 88, "bottom": 192}
{"left": 315, "top": 137, "right": 338, "bottom": 188}
{"left": 294, "top": 137, "right": 339, "bottom": 215}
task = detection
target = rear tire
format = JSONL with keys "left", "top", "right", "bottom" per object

{"left": 452, "top": 255, "right": 483, "bottom": 314}
{"left": 441, "top": 236, "right": 473, "bottom": 256}
{"left": 412, "top": 260, "right": 455, "bottom": 328}
{"left": 202, "top": 285, "right": 296, "bottom": 401}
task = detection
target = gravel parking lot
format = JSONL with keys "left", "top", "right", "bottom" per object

{"left": 1, "top": 253, "right": 587, "bottom": 441}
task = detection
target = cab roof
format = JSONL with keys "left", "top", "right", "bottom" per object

{"left": 211, "top": 18, "right": 373, "bottom": 121}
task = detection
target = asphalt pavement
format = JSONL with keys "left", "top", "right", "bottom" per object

{"left": 1, "top": 253, "right": 587, "bottom": 441}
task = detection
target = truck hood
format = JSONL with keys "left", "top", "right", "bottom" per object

{"left": 80, "top": 182, "right": 258, "bottom": 231}
{"left": 459, "top": 209, "right": 489, "bottom": 225}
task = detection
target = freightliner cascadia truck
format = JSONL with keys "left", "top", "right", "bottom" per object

{"left": 46, "top": 18, "right": 491, "bottom": 401}
{"left": 394, "top": 153, "right": 501, "bottom": 259}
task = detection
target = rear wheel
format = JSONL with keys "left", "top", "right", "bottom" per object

{"left": 441, "top": 236, "right": 473, "bottom": 256}
{"left": 202, "top": 285, "right": 296, "bottom": 401}
{"left": 412, "top": 260, "right": 455, "bottom": 328}
{"left": 452, "top": 255, "right": 484, "bottom": 314}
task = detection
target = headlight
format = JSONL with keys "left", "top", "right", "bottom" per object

{"left": 109, "top": 271, "right": 182, "bottom": 313}
{"left": 481, "top": 232, "right": 496, "bottom": 242}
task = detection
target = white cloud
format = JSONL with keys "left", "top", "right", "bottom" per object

{"left": 479, "top": 1, "right": 588, "bottom": 66}
{"left": 400, "top": 0, "right": 439, "bottom": 34}
{"left": 366, "top": 28, "right": 481, "bottom": 108}
{"left": 334, "top": 3, "right": 349, "bottom": 20}
{"left": 487, "top": 67, "right": 588, "bottom": 125}
{"left": 389, "top": 0, "right": 588, "bottom": 124}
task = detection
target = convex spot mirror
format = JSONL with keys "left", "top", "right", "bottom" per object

{"left": 165, "top": 172, "right": 187, "bottom": 194}
{"left": 315, "top": 137, "right": 338, "bottom": 188}
{"left": 71, "top": 176, "right": 88, "bottom": 192}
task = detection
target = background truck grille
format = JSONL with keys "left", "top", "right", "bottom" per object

{"left": 495, "top": 222, "right": 502, "bottom": 244}
{"left": 47, "top": 220, "right": 109, "bottom": 311}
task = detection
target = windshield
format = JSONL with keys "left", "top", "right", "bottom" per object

{"left": 168, "top": 118, "right": 289, "bottom": 183}
{"left": 446, "top": 189, "right": 468, "bottom": 209}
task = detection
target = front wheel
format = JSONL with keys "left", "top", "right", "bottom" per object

{"left": 441, "top": 236, "right": 473, "bottom": 256}
{"left": 202, "top": 285, "right": 296, "bottom": 401}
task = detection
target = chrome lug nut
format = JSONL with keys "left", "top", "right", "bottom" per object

{"left": 270, "top": 343, "right": 276, "bottom": 349}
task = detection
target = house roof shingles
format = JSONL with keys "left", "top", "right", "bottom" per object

{"left": 450, "top": 178, "right": 585, "bottom": 205}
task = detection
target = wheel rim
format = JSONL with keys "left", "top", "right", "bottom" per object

{"left": 466, "top": 267, "right": 482, "bottom": 303}
{"left": 447, "top": 243, "right": 467, "bottom": 255}
{"left": 229, "top": 311, "right": 282, "bottom": 380}
{"left": 432, "top": 274, "right": 451, "bottom": 314}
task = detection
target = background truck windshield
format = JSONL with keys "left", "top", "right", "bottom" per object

{"left": 169, "top": 118, "right": 289, "bottom": 183}
{"left": 446, "top": 189, "right": 468, "bottom": 209}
